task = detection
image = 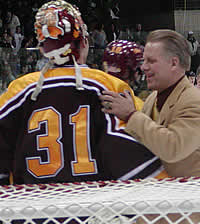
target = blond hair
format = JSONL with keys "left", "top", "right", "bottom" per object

{"left": 146, "top": 29, "right": 191, "bottom": 71}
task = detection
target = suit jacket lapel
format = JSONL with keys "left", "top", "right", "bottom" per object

{"left": 158, "top": 76, "right": 191, "bottom": 125}
{"left": 142, "top": 91, "right": 157, "bottom": 117}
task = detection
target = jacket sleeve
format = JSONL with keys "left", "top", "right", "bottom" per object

{"left": 125, "top": 90, "right": 200, "bottom": 163}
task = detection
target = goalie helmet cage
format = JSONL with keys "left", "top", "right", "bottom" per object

{"left": 0, "top": 177, "right": 200, "bottom": 224}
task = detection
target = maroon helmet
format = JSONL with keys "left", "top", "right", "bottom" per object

{"left": 34, "top": 0, "right": 88, "bottom": 65}
{"left": 103, "top": 40, "right": 143, "bottom": 81}
{"left": 31, "top": 0, "right": 87, "bottom": 101}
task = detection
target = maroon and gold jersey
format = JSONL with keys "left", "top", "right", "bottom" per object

{"left": 0, "top": 65, "right": 167, "bottom": 185}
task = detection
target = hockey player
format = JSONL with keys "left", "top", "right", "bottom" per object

{"left": 0, "top": 0, "right": 167, "bottom": 185}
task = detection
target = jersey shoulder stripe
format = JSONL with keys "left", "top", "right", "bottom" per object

{"left": 0, "top": 67, "right": 136, "bottom": 110}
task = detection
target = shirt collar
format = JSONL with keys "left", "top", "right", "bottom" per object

{"left": 156, "top": 75, "right": 184, "bottom": 112}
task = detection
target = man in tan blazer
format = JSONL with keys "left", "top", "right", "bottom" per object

{"left": 99, "top": 29, "right": 200, "bottom": 178}
{"left": 99, "top": 29, "right": 200, "bottom": 223}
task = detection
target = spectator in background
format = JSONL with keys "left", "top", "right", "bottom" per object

{"left": 18, "top": 64, "right": 29, "bottom": 77}
{"left": 118, "top": 26, "right": 132, "bottom": 41}
{"left": 132, "top": 23, "right": 148, "bottom": 46}
{"left": 4, "top": 10, "right": 20, "bottom": 37}
{"left": 186, "top": 70, "right": 197, "bottom": 86}
{"left": 195, "top": 64, "right": 200, "bottom": 86}
{"left": 26, "top": 51, "right": 38, "bottom": 73}
{"left": 193, "top": 65, "right": 200, "bottom": 89}
{"left": 196, "top": 77, "right": 200, "bottom": 90}
{"left": 187, "top": 31, "right": 200, "bottom": 73}
{"left": 0, "top": 29, "right": 15, "bottom": 48}
{"left": 16, "top": 1, "right": 33, "bottom": 41}
{"left": 13, "top": 26, "right": 24, "bottom": 55}
{"left": 91, "top": 22, "right": 107, "bottom": 69}
{"left": 111, "top": 23, "right": 118, "bottom": 41}
{"left": 1, "top": 50, "right": 15, "bottom": 90}
{"left": 23, "top": 35, "right": 36, "bottom": 48}
{"left": 85, "top": 21, "right": 96, "bottom": 68}
{"left": 91, "top": 23, "right": 107, "bottom": 49}
{"left": 12, "top": 25, "right": 23, "bottom": 77}
{"left": 0, "top": 28, "right": 16, "bottom": 80}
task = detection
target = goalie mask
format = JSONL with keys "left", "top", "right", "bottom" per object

{"left": 103, "top": 40, "right": 143, "bottom": 81}
{"left": 35, "top": 0, "right": 88, "bottom": 65}
{"left": 31, "top": 0, "right": 87, "bottom": 101}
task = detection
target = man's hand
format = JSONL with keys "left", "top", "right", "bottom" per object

{"left": 99, "top": 90, "right": 136, "bottom": 121}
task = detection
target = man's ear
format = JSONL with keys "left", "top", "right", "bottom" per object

{"left": 171, "top": 56, "right": 179, "bottom": 69}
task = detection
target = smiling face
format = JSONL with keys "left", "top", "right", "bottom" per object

{"left": 141, "top": 41, "right": 180, "bottom": 92}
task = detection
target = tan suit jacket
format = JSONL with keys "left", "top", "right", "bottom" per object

{"left": 125, "top": 76, "right": 200, "bottom": 177}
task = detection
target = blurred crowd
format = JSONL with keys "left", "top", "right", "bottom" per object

{"left": 0, "top": 1, "right": 45, "bottom": 91}
{"left": 1, "top": 0, "right": 200, "bottom": 97}
{"left": 0, "top": 0, "right": 149, "bottom": 95}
